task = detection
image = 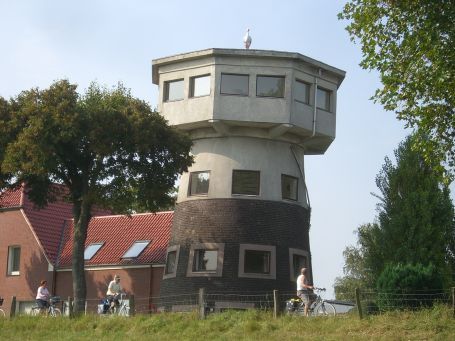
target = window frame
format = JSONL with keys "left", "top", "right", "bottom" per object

{"left": 294, "top": 79, "right": 310, "bottom": 104}
{"left": 281, "top": 174, "right": 299, "bottom": 201}
{"left": 7, "top": 245, "right": 21, "bottom": 276}
{"left": 316, "top": 87, "right": 331, "bottom": 111}
{"left": 231, "top": 170, "right": 260, "bottom": 196}
{"left": 84, "top": 242, "right": 104, "bottom": 261}
{"left": 163, "top": 245, "right": 180, "bottom": 279}
{"left": 238, "top": 244, "right": 276, "bottom": 279}
{"left": 188, "top": 171, "right": 211, "bottom": 196}
{"left": 122, "top": 240, "right": 151, "bottom": 259}
{"left": 256, "top": 75, "right": 285, "bottom": 98}
{"left": 220, "top": 73, "right": 249, "bottom": 96}
{"left": 190, "top": 74, "right": 211, "bottom": 98}
{"left": 289, "top": 248, "right": 310, "bottom": 282}
{"left": 164, "top": 78, "right": 185, "bottom": 102}
{"left": 186, "top": 243, "right": 225, "bottom": 277}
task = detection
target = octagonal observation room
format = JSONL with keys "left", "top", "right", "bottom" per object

{"left": 152, "top": 48, "right": 345, "bottom": 155}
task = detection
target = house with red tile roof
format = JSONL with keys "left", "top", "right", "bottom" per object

{"left": 0, "top": 186, "right": 171, "bottom": 314}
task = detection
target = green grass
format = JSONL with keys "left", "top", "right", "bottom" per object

{"left": 0, "top": 305, "right": 453, "bottom": 340}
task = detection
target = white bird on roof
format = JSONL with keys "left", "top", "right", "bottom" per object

{"left": 243, "top": 28, "right": 252, "bottom": 49}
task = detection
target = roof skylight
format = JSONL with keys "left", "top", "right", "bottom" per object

{"left": 84, "top": 243, "right": 104, "bottom": 260}
{"left": 122, "top": 240, "right": 151, "bottom": 259}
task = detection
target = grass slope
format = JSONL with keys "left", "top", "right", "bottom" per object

{"left": 0, "top": 305, "right": 453, "bottom": 340}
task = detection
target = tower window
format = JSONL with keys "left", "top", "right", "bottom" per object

{"left": 232, "top": 170, "right": 260, "bottom": 196}
{"left": 295, "top": 79, "right": 310, "bottom": 104}
{"left": 189, "top": 171, "right": 210, "bottom": 196}
{"left": 256, "top": 75, "right": 285, "bottom": 98}
{"left": 190, "top": 74, "right": 211, "bottom": 97}
{"left": 317, "top": 87, "right": 331, "bottom": 111}
{"left": 186, "top": 243, "right": 225, "bottom": 277}
{"left": 163, "top": 245, "right": 180, "bottom": 279}
{"left": 244, "top": 250, "right": 271, "bottom": 274}
{"left": 238, "top": 244, "right": 276, "bottom": 279}
{"left": 281, "top": 174, "right": 298, "bottom": 201}
{"left": 164, "top": 79, "right": 184, "bottom": 101}
{"left": 7, "top": 246, "right": 21, "bottom": 275}
{"left": 220, "top": 73, "right": 249, "bottom": 96}
{"left": 289, "top": 248, "right": 309, "bottom": 282}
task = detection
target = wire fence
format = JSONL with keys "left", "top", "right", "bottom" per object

{"left": 3, "top": 287, "right": 454, "bottom": 319}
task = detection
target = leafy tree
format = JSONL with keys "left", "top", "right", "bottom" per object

{"left": 335, "top": 135, "right": 454, "bottom": 299}
{"left": 334, "top": 223, "right": 381, "bottom": 300}
{"left": 339, "top": 1, "right": 455, "bottom": 177}
{"left": 376, "top": 263, "right": 444, "bottom": 311}
{"left": 0, "top": 80, "right": 193, "bottom": 313}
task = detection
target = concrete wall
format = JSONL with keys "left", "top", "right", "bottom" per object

{"left": 0, "top": 209, "right": 53, "bottom": 315}
{"left": 177, "top": 137, "right": 308, "bottom": 207}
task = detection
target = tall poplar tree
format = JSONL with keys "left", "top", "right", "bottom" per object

{"left": 335, "top": 135, "right": 454, "bottom": 298}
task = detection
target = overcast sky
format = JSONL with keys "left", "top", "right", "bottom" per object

{"left": 1, "top": 0, "right": 450, "bottom": 298}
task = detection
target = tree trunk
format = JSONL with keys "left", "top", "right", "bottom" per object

{"left": 72, "top": 199, "right": 91, "bottom": 314}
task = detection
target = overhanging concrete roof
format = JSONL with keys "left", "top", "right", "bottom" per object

{"left": 152, "top": 48, "right": 346, "bottom": 87}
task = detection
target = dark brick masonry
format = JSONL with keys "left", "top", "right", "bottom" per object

{"left": 159, "top": 198, "right": 311, "bottom": 297}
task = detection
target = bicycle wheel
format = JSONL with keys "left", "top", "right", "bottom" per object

{"left": 118, "top": 305, "right": 129, "bottom": 316}
{"left": 30, "top": 307, "right": 40, "bottom": 316}
{"left": 0, "top": 309, "right": 5, "bottom": 317}
{"left": 50, "top": 308, "right": 61, "bottom": 317}
{"left": 315, "top": 302, "right": 336, "bottom": 316}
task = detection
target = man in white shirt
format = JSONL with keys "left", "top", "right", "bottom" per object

{"left": 106, "top": 274, "right": 123, "bottom": 309}
{"left": 296, "top": 268, "right": 315, "bottom": 316}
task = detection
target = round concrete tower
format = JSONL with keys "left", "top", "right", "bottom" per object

{"left": 152, "top": 49, "right": 345, "bottom": 301}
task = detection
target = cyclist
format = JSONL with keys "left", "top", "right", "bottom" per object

{"left": 106, "top": 274, "right": 123, "bottom": 310}
{"left": 36, "top": 280, "right": 50, "bottom": 315}
{"left": 296, "top": 268, "right": 315, "bottom": 316}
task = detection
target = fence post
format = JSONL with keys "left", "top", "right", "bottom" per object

{"left": 273, "top": 290, "right": 279, "bottom": 319}
{"left": 9, "top": 296, "right": 16, "bottom": 318}
{"left": 198, "top": 288, "right": 206, "bottom": 320}
{"left": 355, "top": 288, "right": 363, "bottom": 319}
{"left": 68, "top": 297, "right": 73, "bottom": 318}
{"left": 129, "top": 295, "right": 135, "bottom": 317}
{"left": 452, "top": 287, "right": 454, "bottom": 318}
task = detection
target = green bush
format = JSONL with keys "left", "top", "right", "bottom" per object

{"left": 376, "top": 263, "right": 444, "bottom": 311}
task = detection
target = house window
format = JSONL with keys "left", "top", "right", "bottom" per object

{"left": 282, "top": 174, "right": 298, "bottom": 201}
{"left": 163, "top": 245, "right": 180, "bottom": 279}
{"left": 256, "top": 76, "right": 285, "bottom": 98}
{"left": 295, "top": 80, "right": 310, "bottom": 104}
{"left": 84, "top": 243, "right": 104, "bottom": 260}
{"left": 7, "top": 246, "right": 21, "bottom": 275}
{"left": 122, "top": 240, "right": 150, "bottom": 259}
{"left": 187, "top": 243, "right": 225, "bottom": 277}
{"left": 190, "top": 74, "right": 211, "bottom": 97}
{"left": 317, "top": 87, "right": 331, "bottom": 111}
{"left": 232, "top": 170, "right": 260, "bottom": 196}
{"left": 289, "top": 248, "right": 309, "bottom": 282}
{"left": 238, "top": 244, "right": 276, "bottom": 279}
{"left": 164, "top": 79, "right": 184, "bottom": 101}
{"left": 189, "top": 171, "right": 210, "bottom": 196}
{"left": 220, "top": 74, "right": 249, "bottom": 96}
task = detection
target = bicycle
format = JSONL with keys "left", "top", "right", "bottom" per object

{"left": 30, "top": 296, "right": 62, "bottom": 317}
{"left": 104, "top": 293, "right": 130, "bottom": 316}
{"left": 0, "top": 297, "right": 5, "bottom": 317}
{"left": 285, "top": 288, "right": 336, "bottom": 316}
